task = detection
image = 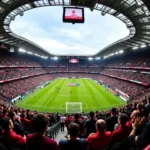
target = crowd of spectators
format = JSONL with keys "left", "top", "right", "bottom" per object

{"left": 0, "top": 55, "right": 41, "bottom": 66}
{"left": 101, "top": 69, "right": 150, "bottom": 84}
{"left": 0, "top": 74, "right": 53, "bottom": 101}
{"left": 0, "top": 68, "right": 46, "bottom": 81}
{"left": 107, "top": 55, "right": 150, "bottom": 68}
{"left": 0, "top": 97, "right": 150, "bottom": 150}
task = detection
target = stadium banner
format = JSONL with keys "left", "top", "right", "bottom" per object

{"left": 0, "top": 65, "right": 42, "bottom": 68}
{"left": 116, "top": 89, "right": 129, "bottom": 101}
{"left": 11, "top": 95, "right": 21, "bottom": 103}
{"left": 108, "top": 88, "right": 117, "bottom": 95}
{"left": 115, "top": 89, "right": 129, "bottom": 97}
{"left": 106, "top": 66, "right": 150, "bottom": 71}
{"left": 119, "top": 96, "right": 128, "bottom": 101}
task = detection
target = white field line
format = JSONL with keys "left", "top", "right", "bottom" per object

{"left": 43, "top": 95, "right": 53, "bottom": 107}
{"left": 22, "top": 103, "right": 66, "bottom": 109}
{"left": 57, "top": 94, "right": 92, "bottom": 97}
{"left": 60, "top": 103, "right": 64, "bottom": 109}
{"left": 23, "top": 80, "right": 61, "bottom": 105}
{"left": 95, "top": 96, "right": 102, "bottom": 107}
{"left": 22, "top": 103, "right": 124, "bottom": 110}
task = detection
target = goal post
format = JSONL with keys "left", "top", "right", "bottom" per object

{"left": 66, "top": 102, "right": 82, "bottom": 113}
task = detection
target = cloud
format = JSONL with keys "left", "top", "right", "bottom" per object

{"left": 10, "top": 6, "right": 129, "bottom": 56}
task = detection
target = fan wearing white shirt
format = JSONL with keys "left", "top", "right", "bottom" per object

{"left": 60, "top": 115, "right": 66, "bottom": 131}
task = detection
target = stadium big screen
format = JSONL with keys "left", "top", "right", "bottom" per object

{"left": 63, "top": 7, "right": 84, "bottom": 23}
{"left": 69, "top": 58, "right": 79, "bottom": 63}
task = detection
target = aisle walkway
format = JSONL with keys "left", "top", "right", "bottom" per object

{"left": 55, "top": 127, "right": 67, "bottom": 143}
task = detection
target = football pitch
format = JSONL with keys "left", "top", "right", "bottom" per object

{"left": 16, "top": 78, "right": 126, "bottom": 113}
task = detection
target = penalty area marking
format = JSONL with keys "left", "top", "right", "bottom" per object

{"left": 60, "top": 103, "right": 88, "bottom": 109}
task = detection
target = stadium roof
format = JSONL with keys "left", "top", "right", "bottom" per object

{"left": 0, "top": 0, "right": 150, "bottom": 58}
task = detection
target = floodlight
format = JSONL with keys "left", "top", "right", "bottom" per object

{"left": 88, "top": 57, "right": 93, "bottom": 60}
{"left": 119, "top": 50, "right": 124, "bottom": 54}
{"left": 19, "top": 48, "right": 26, "bottom": 53}
{"left": 95, "top": 57, "right": 101, "bottom": 60}
{"left": 27, "top": 51, "right": 32, "bottom": 55}
{"left": 132, "top": 47, "right": 138, "bottom": 50}
{"left": 53, "top": 57, "right": 58, "bottom": 60}
{"left": 140, "top": 45, "right": 146, "bottom": 48}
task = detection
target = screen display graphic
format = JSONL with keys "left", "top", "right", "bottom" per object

{"left": 69, "top": 59, "right": 79, "bottom": 63}
{"left": 65, "top": 8, "right": 83, "bottom": 20}
{"left": 63, "top": 7, "right": 84, "bottom": 23}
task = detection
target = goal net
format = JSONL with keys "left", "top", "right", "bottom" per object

{"left": 66, "top": 102, "right": 82, "bottom": 113}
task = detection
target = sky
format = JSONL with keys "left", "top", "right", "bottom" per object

{"left": 10, "top": 6, "right": 129, "bottom": 56}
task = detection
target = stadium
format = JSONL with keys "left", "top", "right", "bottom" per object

{"left": 0, "top": 0, "right": 150, "bottom": 150}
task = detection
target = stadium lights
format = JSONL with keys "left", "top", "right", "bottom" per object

{"left": 119, "top": 50, "right": 124, "bottom": 54}
{"left": 88, "top": 57, "right": 93, "bottom": 60}
{"left": 115, "top": 52, "right": 119, "bottom": 55}
{"left": 34, "top": 53, "right": 41, "bottom": 57}
{"left": 103, "top": 56, "right": 108, "bottom": 59}
{"left": 132, "top": 47, "right": 138, "bottom": 50}
{"left": 145, "top": 12, "right": 149, "bottom": 16}
{"left": 136, "top": 0, "right": 142, "bottom": 6}
{"left": 27, "top": 51, "right": 33, "bottom": 55}
{"left": 110, "top": 53, "right": 114, "bottom": 56}
{"left": 53, "top": 57, "right": 58, "bottom": 60}
{"left": 95, "top": 57, "right": 101, "bottom": 60}
{"left": 19, "top": 48, "right": 26, "bottom": 53}
{"left": 141, "top": 45, "right": 146, "bottom": 48}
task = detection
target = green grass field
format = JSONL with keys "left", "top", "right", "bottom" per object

{"left": 16, "top": 78, "right": 126, "bottom": 113}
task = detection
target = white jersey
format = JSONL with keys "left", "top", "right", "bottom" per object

{"left": 60, "top": 116, "right": 66, "bottom": 123}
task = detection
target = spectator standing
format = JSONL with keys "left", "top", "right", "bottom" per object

{"left": 71, "top": 113, "right": 84, "bottom": 138}
{"left": 59, "top": 123, "right": 87, "bottom": 150}
{"left": 111, "top": 113, "right": 131, "bottom": 142}
{"left": 60, "top": 115, "right": 66, "bottom": 131}
{"left": 65, "top": 115, "right": 72, "bottom": 131}
{"left": 106, "top": 108, "right": 118, "bottom": 132}
{"left": 2, "top": 118, "right": 26, "bottom": 149}
{"left": 8, "top": 111, "right": 25, "bottom": 136}
{"left": 86, "top": 119, "right": 111, "bottom": 150}
{"left": 145, "top": 97, "right": 150, "bottom": 112}
{"left": 26, "top": 114, "right": 58, "bottom": 150}
{"left": 84, "top": 111, "right": 96, "bottom": 138}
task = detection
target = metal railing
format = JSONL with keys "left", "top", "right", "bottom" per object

{"left": 47, "top": 122, "right": 61, "bottom": 139}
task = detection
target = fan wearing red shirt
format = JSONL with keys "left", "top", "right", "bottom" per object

{"left": 21, "top": 113, "right": 31, "bottom": 130}
{"left": 26, "top": 114, "right": 59, "bottom": 150}
{"left": 65, "top": 115, "right": 72, "bottom": 128}
{"left": 86, "top": 119, "right": 111, "bottom": 150}
{"left": 111, "top": 113, "right": 131, "bottom": 142}
{"left": 2, "top": 118, "right": 26, "bottom": 149}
